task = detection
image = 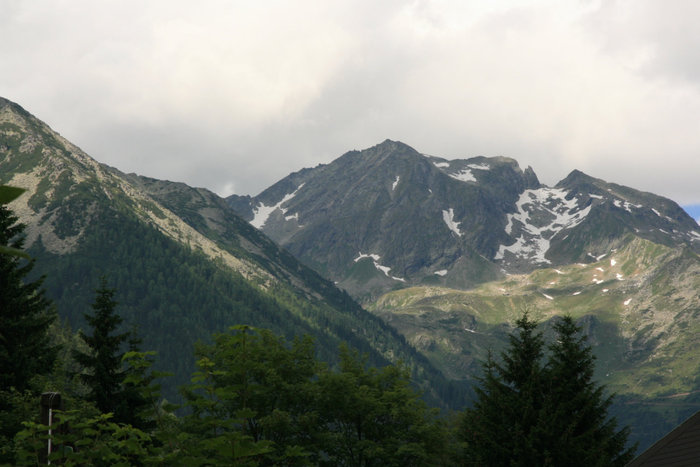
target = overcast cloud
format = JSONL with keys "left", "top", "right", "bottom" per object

{"left": 1, "top": 0, "right": 699, "bottom": 206}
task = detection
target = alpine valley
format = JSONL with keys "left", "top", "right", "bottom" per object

{"left": 228, "top": 140, "right": 700, "bottom": 450}
{"left": 3, "top": 97, "right": 700, "bottom": 451}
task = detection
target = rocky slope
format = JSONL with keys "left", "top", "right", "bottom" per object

{"left": 228, "top": 140, "right": 700, "bottom": 301}
{"left": 228, "top": 140, "right": 540, "bottom": 298}
{"left": 0, "top": 97, "right": 461, "bottom": 406}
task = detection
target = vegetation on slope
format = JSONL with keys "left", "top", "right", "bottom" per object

{"left": 369, "top": 234, "right": 700, "bottom": 450}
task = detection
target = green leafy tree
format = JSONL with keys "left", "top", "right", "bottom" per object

{"left": 73, "top": 276, "right": 132, "bottom": 422}
{"left": 177, "top": 325, "right": 307, "bottom": 465}
{"left": 178, "top": 326, "right": 447, "bottom": 466}
{"left": 316, "top": 344, "right": 448, "bottom": 467}
{"left": 12, "top": 349, "right": 173, "bottom": 466}
{"left": 14, "top": 410, "right": 158, "bottom": 467}
{"left": 460, "top": 313, "right": 635, "bottom": 466}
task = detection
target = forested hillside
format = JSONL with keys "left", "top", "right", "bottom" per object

{"left": 0, "top": 97, "right": 466, "bottom": 408}
{"left": 0, "top": 200, "right": 633, "bottom": 464}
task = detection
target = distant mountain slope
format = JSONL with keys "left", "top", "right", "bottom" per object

{"left": 371, "top": 234, "right": 700, "bottom": 396}
{"left": 228, "top": 140, "right": 700, "bottom": 301}
{"left": 228, "top": 140, "right": 542, "bottom": 298}
{"left": 227, "top": 138, "right": 700, "bottom": 452}
{"left": 368, "top": 234, "right": 700, "bottom": 451}
{"left": 0, "top": 97, "right": 464, "bottom": 407}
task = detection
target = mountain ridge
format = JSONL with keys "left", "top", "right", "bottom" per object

{"left": 227, "top": 140, "right": 700, "bottom": 300}
{"left": 223, "top": 137, "right": 700, "bottom": 450}
{"left": 5, "top": 95, "right": 700, "bottom": 450}
{"left": 0, "top": 97, "right": 465, "bottom": 407}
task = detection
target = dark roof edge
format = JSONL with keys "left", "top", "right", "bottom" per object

{"left": 627, "top": 409, "right": 700, "bottom": 466}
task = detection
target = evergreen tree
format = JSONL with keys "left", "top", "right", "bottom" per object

{"left": 113, "top": 332, "right": 160, "bottom": 429}
{"left": 539, "top": 315, "right": 635, "bottom": 466}
{"left": 460, "top": 313, "right": 635, "bottom": 466}
{"left": 0, "top": 186, "right": 29, "bottom": 258}
{"left": 460, "top": 312, "right": 545, "bottom": 466}
{"left": 0, "top": 201, "right": 57, "bottom": 462}
{"left": 73, "top": 276, "right": 130, "bottom": 421}
{"left": 0, "top": 203, "right": 57, "bottom": 391}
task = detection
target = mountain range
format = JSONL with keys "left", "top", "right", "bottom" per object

{"left": 3, "top": 96, "right": 700, "bottom": 450}
{"left": 227, "top": 140, "right": 699, "bottom": 299}
{"left": 227, "top": 140, "right": 700, "bottom": 449}
{"left": 0, "top": 97, "right": 460, "bottom": 407}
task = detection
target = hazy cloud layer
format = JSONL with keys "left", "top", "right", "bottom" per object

{"left": 2, "top": 0, "right": 699, "bottom": 204}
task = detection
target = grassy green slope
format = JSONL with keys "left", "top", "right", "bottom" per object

{"left": 369, "top": 234, "right": 700, "bottom": 449}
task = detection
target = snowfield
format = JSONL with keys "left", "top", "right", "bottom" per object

{"left": 495, "top": 188, "right": 591, "bottom": 264}
{"left": 442, "top": 208, "right": 463, "bottom": 237}
{"left": 251, "top": 184, "right": 305, "bottom": 229}
{"left": 354, "top": 252, "right": 405, "bottom": 282}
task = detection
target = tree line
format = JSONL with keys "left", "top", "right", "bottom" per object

{"left": 0, "top": 186, "right": 635, "bottom": 465}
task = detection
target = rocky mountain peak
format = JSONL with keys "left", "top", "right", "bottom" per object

{"left": 226, "top": 141, "right": 700, "bottom": 300}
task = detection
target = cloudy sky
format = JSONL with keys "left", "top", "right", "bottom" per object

{"left": 2, "top": 0, "right": 700, "bottom": 211}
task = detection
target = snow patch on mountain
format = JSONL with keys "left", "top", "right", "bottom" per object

{"left": 449, "top": 168, "right": 476, "bottom": 182}
{"left": 354, "top": 253, "right": 405, "bottom": 282}
{"left": 433, "top": 162, "right": 449, "bottom": 168}
{"left": 442, "top": 208, "right": 463, "bottom": 237}
{"left": 613, "top": 199, "right": 643, "bottom": 213}
{"left": 468, "top": 163, "right": 490, "bottom": 170}
{"left": 587, "top": 252, "right": 608, "bottom": 261}
{"left": 251, "top": 184, "right": 305, "bottom": 229}
{"left": 434, "top": 269, "right": 448, "bottom": 276}
{"left": 392, "top": 176, "right": 400, "bottom": 191}
{"left": 355, "top": 253, "right": 380, "bottom": 262}
{"left": 495, "top": 188, "right": 591, "bottom": 265}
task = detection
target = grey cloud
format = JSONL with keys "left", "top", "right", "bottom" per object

{"left": 583, "top": 0, "right": 700, "bottom": 86}
{"left": 2, "top": 1, "right": 700, "bottom": 206}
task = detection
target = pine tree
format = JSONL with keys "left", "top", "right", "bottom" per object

{"left": 0, "top": 203, "right": 57, "bottom": 390}
{"left": 539, "top": 315, "right": 636, "bottom": 466}
{"left": 0, "top": 201, "right": 57, "bottom": 462}
{"left": 460, "top": 313, "right": 635, "bottom": 466}
{"left": 73, "top": 276, "right": 130, "bottom": 418}
{"left": 460, "top": 312, "right": 545, "bottom": 466}
{"left": 116, "top": 332, "right": 159, "bottom": 429}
